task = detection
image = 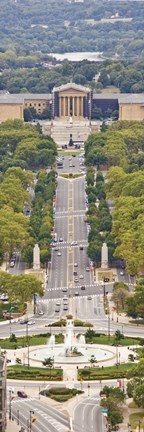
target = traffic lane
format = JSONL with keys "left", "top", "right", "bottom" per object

{"left": 74, "top": 214, "right": 88, "bottom": 242}
{"left": 47, "top": 248, "right": 67, "bottom": 291}
{"left": 54, "top": 215, "right": 68, "bottom": 243}
{"left": 73, "top": 296, "right": 104, "bottom": 320}
{"left": 55, "top": 178, "right": 68, "bottom": 212}
{"left": 117, "top": 267, "right": 135, "bottom": 287}
{"left": 1, "top": 319, "right": 144, "bottom": 338}
{"left": 74, "top": 246, "right": 91, "bottom": 286}
{"left": 74, "top": 177, "right": 86, "bottom": 212}
{"left": 73, "top": 396, "right": 101, "bottom": 432}
{"left": 11, "top": 398, "right": 69, "bottom": 432}
{"left": 10, "top": 252, "right": 25, "bottom": 275}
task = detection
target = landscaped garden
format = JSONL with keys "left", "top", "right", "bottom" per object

{"left": 41, "top": 386, "right": 83, "bottom": 402}
{"left": 7, "top": 365, "right": 63, "bottom": 381}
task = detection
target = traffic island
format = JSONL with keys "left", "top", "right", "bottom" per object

{"left": 40, "top": 386, "right": 83, "bottom": 402}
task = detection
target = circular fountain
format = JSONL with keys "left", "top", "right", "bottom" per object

{"left": 30, "top": 319, "right": 114, "bottom": 365}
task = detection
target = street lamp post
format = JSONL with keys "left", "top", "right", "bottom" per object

{"left": 29, "top": 410, "right": 34, "bottom": 432}
{"left": 103, "top": 281, "right": 106, "bottom": 309}
{"left": 26, "top": 320, "right": 30, "bottom": 369}
{"left": 17, "top": 409, "right": 19, "bottom": 425}
{"left": 87, "top": 383, "right": 90, "bottom": 397}
{"left": 108, "top": 301, "right": 110, "bottom": 342}
{"left": 9, "top": 390, "right": 12, "bottom": 421}
{"left": 9, "top": 306, "right": 14, "bottom": 338}
{"left": 116, "top": 301, "right": 119, "bottom": 323}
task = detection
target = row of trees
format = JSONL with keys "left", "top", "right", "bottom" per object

{"left": 0, "top": 271, "right": 43, "bottom": 310}
{"left": 85, "top": 169, "right": 115, "bottom": 265}
{"left": 0, "top": 119, "right": 57, "bottom": 266}
{"left": 85, "top": 121, "right": 144, "bottom": 172}
{"left": 22, "top": 170, "right": 56, "bottom": 267}
{"left": 0, "top": 119, "right": 57, "bottom": 172}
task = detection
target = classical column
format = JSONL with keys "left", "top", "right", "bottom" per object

{"left": 72, "top": 97, "right": 75, "bottom": 117}
{"left": 63, "top": 97, "right": 65, "bottom": 117}
{"left": 76, "top": 97, "right": 79, "bottom": 117}
{"left": 81, "top": 97, "right": 83, "bottom": 117}
{"left": 59, "top": 97, "right": 61, "bottom": 117}
{"left": 79, "top": 97, "right": 81, "bottom": 117}
{"left": 74, "top": 97, "right": 77, "bottom": 117}
{"left": 68, "top": 97, "right": 70, "bottom": 117}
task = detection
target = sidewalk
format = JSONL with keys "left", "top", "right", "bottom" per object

{"left": 6, "top": 418, "right": 21, "bottom": 432}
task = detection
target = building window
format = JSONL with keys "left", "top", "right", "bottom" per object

{"left": 38, "top": 103, "right": 41, "bottom": 107}
{"left": 34, "top": 103, "right": 36, "bottom": 106}
{"left": 25, "top": 103, "right": 27, "bottom": 107}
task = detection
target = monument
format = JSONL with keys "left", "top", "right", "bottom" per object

{"left": 101, "top": 242, "right": 108, "bottom": 269}
{"left": 33, "top": 244, "right": 40, "bottom": 271}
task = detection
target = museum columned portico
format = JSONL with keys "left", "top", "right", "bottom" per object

{"left": 53, "top": 83, "right": 92, "bottom": 119}
{"left": 59, "top": 95, "right": 84, "bottom": 117}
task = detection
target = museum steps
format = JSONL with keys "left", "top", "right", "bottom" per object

{"left": 50, "top": 119, "right": 91, "bottom": 146}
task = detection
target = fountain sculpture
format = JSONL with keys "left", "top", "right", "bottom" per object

{"left": 30, "top": 318, "right": 113, "bottom": 364}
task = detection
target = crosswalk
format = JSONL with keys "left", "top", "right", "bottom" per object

{"left": 53, "top": 239, "right": 88, "bottom": 246}
{"left": 39, "top": 294, "right": 103, "bottom": 302}
{"left": 46, "top": 283, "right": 103, "bottom": 292}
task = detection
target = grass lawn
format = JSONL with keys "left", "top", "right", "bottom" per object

{"left": 78, "top": 363, "right": 134, "bottom": 380}
{"left": 7, "top": 365, "right": 63, "bottom": 381}
{"left": 42, "top": 386, "right": 83, "bottom": 402}
{"left": 86, "top": 335, "right": 140, "bottom": 346}
{"left": 0, "top": 333, "right": 64, "bottom": 349}
{"left": 57, "top": 150, "right": 82, "bottom": 156}
{"left": 129, "top": 412, "right": 144, "bottom": 429}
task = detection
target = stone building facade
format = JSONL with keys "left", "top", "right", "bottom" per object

{"left": 0, "top": 84, "right": 144, "bottom": 122}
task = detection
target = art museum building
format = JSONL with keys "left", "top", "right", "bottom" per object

{"left": 0, "top": 83, "right": 144, "bottom": 122}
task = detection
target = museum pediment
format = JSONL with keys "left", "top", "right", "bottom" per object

{"left": 53, "top": 82, "right": 90, "bottom": 95}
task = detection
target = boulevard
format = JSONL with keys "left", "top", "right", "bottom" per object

{"left": 3, "top": 153, "right": 144, "bottom": 432}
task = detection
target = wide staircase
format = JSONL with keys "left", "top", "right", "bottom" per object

{"left": 50, "top": 118, "right": 91, "bottom": 146}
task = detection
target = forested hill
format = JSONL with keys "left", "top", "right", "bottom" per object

{"left": 0, "top": 0, "right": 144, "bottom": 59}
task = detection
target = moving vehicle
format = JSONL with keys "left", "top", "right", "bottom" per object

{"left": 75, "top": 292, "right": 79, "bottom": 296}
{"left": 57, "top": 252, "right": 62, "bottom": 256}
{"left": 81, "top": 286, "right": 85, "bottom": 290}
{"left": 54, "top": 233, "right": 58, "bottom": 242}
{"left": 55, "top": 307, "right": 60, "bottom": 313}
{"left": 17, "top": 391, "right": 27, "bottom": 398}
{"left": 79, "top": 244, "right": 83, "bottom": 250}
{"left": 62, "top": 287, "right": 67, "bottom": 292}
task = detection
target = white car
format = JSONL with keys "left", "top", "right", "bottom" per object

{"left": 79, "top": 274, "right": 84, "bottom": 279}
{"left": 28, "top": 320, "right": 35, "bottom": 325}
{"left": 10, "top": 261, "right": 15, "bottom": 268}
{"left": 57, "top": 252, "right": 62, "bottom": 256}
{"left": 71, "top": 241, "right": 77, "bottom": 246}
{"left": 120, "top": 271, "right": 124, "bottom": 276}
{"left": 38, "top": 311, "right": 44, "bottom": 315}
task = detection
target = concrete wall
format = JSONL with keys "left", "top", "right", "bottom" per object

{"left": 0, "top": 104, "right": 23, "bottom": 122}
{"left": 119, "top": 103, "right": 144, "bottom": 121}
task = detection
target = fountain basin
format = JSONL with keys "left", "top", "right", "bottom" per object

{"left": 30, "top": 344, "right": 114, "bottom": 364}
